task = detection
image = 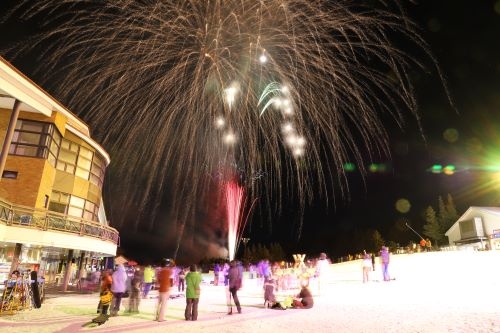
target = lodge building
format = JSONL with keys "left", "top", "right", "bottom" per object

{"left": 445, "top": 206, "right": 500, "bottom": 251}
{"left": 0, "top": 56, "right": 118, "bottom": 288}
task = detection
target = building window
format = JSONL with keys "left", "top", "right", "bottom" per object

{"left": 56, "top": 139, "right": 78, "bottom": 174}
{"left": 9, "top": 119, "right": 60, "bottom": 161}
{"left": 48, "top": 191, "right": 70, "bottom": 214}
{"left": 55, "top": 138, "right": 106, "bottom": 186}
{"left": 90, "top": 154, "right": 106, "bottom": 187}
{"left": 48, "top": 190, "right": 99, "bottom": 222}
{"left": 2, "top": 170, "right": 18, "bottom": 179}
{"left": 75, "top": 146, "right": 92, "bottom": 180}
{"left": 49, "top": 202, "right": 67, "bottom": 214}
{"left": 68, "top": 195, "right": 85, "bottom": 218}
{"left": 48, "top": 129, "right": 61, "bottom": 167}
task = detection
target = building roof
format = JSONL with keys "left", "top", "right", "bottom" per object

{"left": 0, "top": 56, "right": 110, "bottom": 165}
{"left": 445, "top": 206, "right": 500, "bottom": 236}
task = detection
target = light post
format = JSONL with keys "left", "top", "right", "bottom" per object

{"left": 241, "top": 237, "right": 250, "bottom": 261}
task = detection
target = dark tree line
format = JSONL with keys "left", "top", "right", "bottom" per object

{"left": 422, "top": 194, "right": 459, "bottom": 247}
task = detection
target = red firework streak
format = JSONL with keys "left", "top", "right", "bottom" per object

{"left": 226, "top": 181, "right": 243, "bottom": 261}
{"left": 225, "top": 181, "right": 257, "bottom": 261}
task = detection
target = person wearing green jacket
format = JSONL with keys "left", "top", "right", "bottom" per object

{"left": 184, "top": 264, "right": 202, "bottom": 321}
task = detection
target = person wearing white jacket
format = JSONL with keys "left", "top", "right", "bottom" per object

{"left": 110, "top": 264, "right": 128, "bottom": 316}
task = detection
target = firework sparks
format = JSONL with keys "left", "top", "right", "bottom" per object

{"left": 1, "top": 1, "right": 449, "bottom": 242}
{"left": 225, "top": 179, "right": 258, "bottom": 261}
{"left": 225, "top": 181, "right": 244, "bottom": 261}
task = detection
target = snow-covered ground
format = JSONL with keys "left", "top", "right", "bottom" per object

{"left": 1, "top": 250, "right": 499, "bottom": 333}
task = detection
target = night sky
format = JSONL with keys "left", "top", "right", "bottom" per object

{"left": 1, "top": 1, "right": 500, "bottom": 263}
{"left": 299, "top": 0, "right": 500, "bottom": 257}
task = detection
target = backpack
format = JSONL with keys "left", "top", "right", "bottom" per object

{"left": 100, "top": 290, "right": 113, "bottom": 306}
{"left": 271, "top": 301, "right": 287, "bottom": 310}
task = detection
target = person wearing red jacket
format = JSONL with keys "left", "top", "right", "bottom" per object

{"left": 156, "top": 258, "right": 172, "bottom": 322}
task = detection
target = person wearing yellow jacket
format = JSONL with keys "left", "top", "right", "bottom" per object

{"left": 142, "top": 264, "right": 155, "bottom": 298}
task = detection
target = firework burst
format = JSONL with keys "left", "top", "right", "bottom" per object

{"left": 2, "top": 1, "right": 449, "bottom": 242}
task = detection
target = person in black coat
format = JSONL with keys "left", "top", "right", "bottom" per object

{"left": 227, "top": 261, "right": 242, "bottom": 314}
{"left": 292, "top": 280, "right": 314, "bottom": 309}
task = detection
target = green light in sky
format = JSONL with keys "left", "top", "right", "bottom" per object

{"left": 431, "top": 165, "right": 443, "bottom": 173}
{"left": 368, "top": 163, "right": 388, "bottom": 173}
{"left": 443, "top": 165, "right": 455, "bottom": 175}
{"left": 344, "top": 163, "right": 356, "bottom": 172}
{"left": 429, "top": 164, "right": 456, "bottom": 175}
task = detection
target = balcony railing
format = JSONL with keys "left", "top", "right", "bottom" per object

{"left": 0, "top": 198, "right": 119, "bottom": 244}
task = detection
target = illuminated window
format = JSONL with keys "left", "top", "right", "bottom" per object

{"left": 49, "top": 190, "right": 99, "bottom": 221}
{"left": 76, "top": 146, "right": 92, "bottom": 179}
{"left": 90, "top": 154, "right": 106, "bottom": 187}
{"left": 56, "top": 139, "right": 78, "bottom": 173}
{"left": 55, "top": 139, "right": 106, "bottom": 185}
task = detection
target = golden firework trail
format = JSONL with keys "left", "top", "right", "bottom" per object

{"left": 1, "top": 1, "right": 450, "bottom": 244}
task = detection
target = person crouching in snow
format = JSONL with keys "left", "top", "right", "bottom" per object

{"left": 292, "top": 280, "right": 314, "bottom": 309}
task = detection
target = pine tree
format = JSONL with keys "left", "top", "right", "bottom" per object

{"left": 268, "top": 243, "right": 286, "bottom": 262}
{"left": 247, "top": 244, "right": 257, "bottom": 263}
{"left": 443, "top": 193, "right": 459, "bottom": 232}
{"left": 423, "top": 206, "right": 443, "bottom": 246}
{"left": 372, "top": 230, "right": 385, "bottom": 251}
{"left": 435, "top": 193, "right": 460, "bottom": 245}
{"left": 437, "top": 195, "right": 447, "bottom": 229}
{"left": 254, "top": 243, "right": 270, "bottom": 261}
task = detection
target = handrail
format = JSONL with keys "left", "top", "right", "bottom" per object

{"left": 0, "top": 198, "right": 119, "bottom": 244}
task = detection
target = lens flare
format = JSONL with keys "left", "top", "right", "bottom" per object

{"left": 395, "top": 198, "right": 411, "bottom": 213}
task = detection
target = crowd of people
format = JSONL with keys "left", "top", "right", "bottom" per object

{"left": 93, "top": 258, "right": 203, "bottom": 321}
{"left": 88, "top": 245, "right": 393, "bottom": 322}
